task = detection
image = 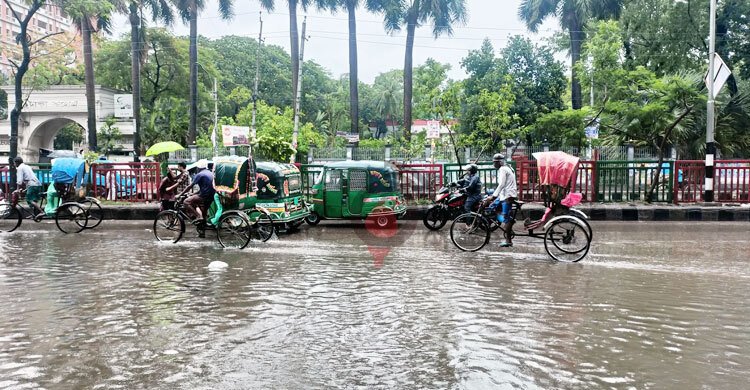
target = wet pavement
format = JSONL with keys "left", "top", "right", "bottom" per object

{"left": 0, "top": 220, "right": 749, "bottom": 389}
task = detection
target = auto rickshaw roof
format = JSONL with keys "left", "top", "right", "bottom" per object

{"left": 256, "top": 161, "right": 300, "bottom": 176}
{"left": 213, "top": 156, "right": 253, "bottom": 193}
{"left": 323, "top": 160, "right": 396, "bottom": 173}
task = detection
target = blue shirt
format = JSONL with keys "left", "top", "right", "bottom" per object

{"left": 192, "top": 170, "right": 215, "bottom": 201}
{"left": 459, "top": 174, "right": 482, "bottom": 196}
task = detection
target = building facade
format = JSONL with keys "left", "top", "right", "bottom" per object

{"left": 1, "top": 1, "right": 77, "bottom": 77}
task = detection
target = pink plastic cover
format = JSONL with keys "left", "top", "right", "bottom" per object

{"left": 532, "top": 151, "right": 580, "bottom": 187}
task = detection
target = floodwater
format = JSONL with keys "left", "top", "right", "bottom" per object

{"left": 0, "top": 220, "right": 749, "bottom": 389}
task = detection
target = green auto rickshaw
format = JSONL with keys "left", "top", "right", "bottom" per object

{"left": 255, "top": 161, "right": 311, "bottom": 231}
{"left": 306, "top": 160, "right": 406, "bottom": 228}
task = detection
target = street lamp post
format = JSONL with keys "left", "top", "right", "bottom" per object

{"left": 705, "top": 0, "right": 717, "bottom": 202}
{"left": 196, "top": 62, "right": 218, "bottom": 157}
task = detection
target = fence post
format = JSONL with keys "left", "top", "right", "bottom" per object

{"left": 464, "top": 147, "right": 471, "bottom": 163}
{"left": 670, "top": 145, "right": 677, "bottom": 160}
{"left": 385, "top": 143, "right": 391, "bottom": 162}
{"left": 307, "top": 144, "right": 315, "bottom": 164}
{"left": 229, "top": 146, "right": 237, "bottom": 156}
{"left": 424, "top": 144, "right": 431, "bottom": 162}
{"left": 346, "top": 143, "right": 354, "bottom": 161}
{"left": 627, "top": 144, "right": 635, "bottom": 161}
{"left": 188, "top": 145, "right": 198, "bottom": 162}
{"left": 543, "top": 140, "right": 550, "bottom": 153}
{"left": 506, "top": 144, "right": 513, "bottom": 160}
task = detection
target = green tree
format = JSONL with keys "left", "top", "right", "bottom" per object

{"left": 174, "top": 0, "right": 234, "bottom": 144}
{"left": 54, "top": 124, "right": 85, "bottom": 150}
{"left": 373, "top": 71, "right": 403, "bottom": 139}
{"left": 98, "top": 117, "right": 124, "bottom": 157}
{"left": 117, "top": 0, "right": 174, "bottom": 158}
{"left": 60, "top": 0, "right": 117, "bottom": 152}
{"left": 374, "top": 0, "right": 467, "bottom": 141}
{"left": 412, "top": 58, "right": 451, "bottom": 120}
{"left": 518, "top": 0, "right": 623, "bottom": 110}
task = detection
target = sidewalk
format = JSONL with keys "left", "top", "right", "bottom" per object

{"left": 100, "top": 202, "right": 750, "bottom": 222}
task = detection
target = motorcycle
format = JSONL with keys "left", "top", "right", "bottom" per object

{"left": 422, "top": 182, "right": 468, "bottom": 230}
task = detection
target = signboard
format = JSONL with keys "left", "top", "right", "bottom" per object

{"left": 114, "top": 94, "right": 133, "bottom": 118}
{"left": 346, "top": 133, "right": 360, "bottom": 143}
{"left": 222, "top": 125, "right": 250, "bottom": 146}
{"left": 584, "top": 123, "right": 599, "bottom": 139}
{"left": 704, "top": 54, "right": 732, "bottom": 98}
{"left": 426, "top": 120, "right": 441, "bottom": 139}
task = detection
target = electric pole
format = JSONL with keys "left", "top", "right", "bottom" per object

{"left": 705, "top": 0, "right": 717, "bottom": 202}
{"left": 290, "top": 16, "right": 306, "bottom": 164}
{"left": 212, "top": 76, "right": 218, "bottom": 157}
{"left": 250, "top": 12, "right": 263, "bottom": 161}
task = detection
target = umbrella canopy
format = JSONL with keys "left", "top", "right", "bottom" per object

{"left": 532, "top": 151, "right": 580, "bottom": 188}
{"left": 145, "top": 141, "right": 184, "bottom": 157}
{"left": 51, "top": 158, "right": 86, "bottom": 186}
{"left": 48, "top": 150, "right": 78, "bottom": 158}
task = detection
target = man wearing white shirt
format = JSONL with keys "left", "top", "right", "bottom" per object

{"left": 484, "top": 153, "right": 517, "bottom": 247}
{"left": 14, "top": 157, "right": 44, "bottom": 217}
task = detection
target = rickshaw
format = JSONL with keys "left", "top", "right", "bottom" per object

{"left": 306, "top": 160, "right": 406, "bottom": 228}
{"left": 255, "top": 161, "right": 311, "bottom": 231}
{"left": 449, "top": 151, "right": 593, "bottom": 262}
{"left": 152, "top": 156, "right": 274, "bottom": 249}
{"left": 0, "top": 158, "right": 102, "bottom": 233}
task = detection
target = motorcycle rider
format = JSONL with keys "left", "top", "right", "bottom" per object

{"left": 484, "top": 153, "right": 517, "bottom": 247}
{"left": 457, "top": 164, "right": 482, "bottom": 213}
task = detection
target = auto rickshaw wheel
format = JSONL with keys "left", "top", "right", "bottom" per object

{"left": 305, "top": 212, "right": 321, "bottom": 226}
{"left": 374, "top": 214, "right": 396, "bottom": 229}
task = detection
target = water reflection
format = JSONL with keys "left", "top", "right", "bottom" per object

{"left": 0, "top": 221, "right": 748, "bottom": 389}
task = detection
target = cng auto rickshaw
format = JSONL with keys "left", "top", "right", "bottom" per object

{"left": 255, "top": 161, "right": 311, "bottom": 231}
{"left": 306, "top": 160, "right": 406, "bottom": 228}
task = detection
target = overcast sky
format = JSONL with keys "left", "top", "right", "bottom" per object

{"left": 111, "top": 0, "right": 561, "bottom": 84}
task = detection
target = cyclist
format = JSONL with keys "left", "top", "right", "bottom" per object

{"left": 158, "top": 162, "right": 188, "bottom": 211}
{"left": 484, "top": 153, "right": 517, "bottom": 247}
{"left": 13, "top": 157, "right": 44, "bottom": 218}
{"left": 457, "top": 163, "right": 482, "bottom": 213}
{"left": 177, "top": 159, "right": 214, "bottom": 237}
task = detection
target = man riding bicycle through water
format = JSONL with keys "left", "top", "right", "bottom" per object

{"left": 457, "top": 163, "right": 482, "bottom": 213}
{"left": 13, "top": 157, "right": 44, "bottom": 219}
{"left": 484, "top": 153, "right": 517, "bottom": 247}
{"left": 177, "top": 159, "right": 215, "bottom": 237}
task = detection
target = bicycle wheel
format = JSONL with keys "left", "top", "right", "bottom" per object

{"left": 450, "top": 212, "right": 491, "bottom": 252}
{"left": 217, "top": 211, "right": 251, "bottom": 249}
{"left": 544, "top": 217, "right": 591, "bottom": 262}
{"left": 80, "top": 197, "right": 103, "bottom": 229}
{"left": 55, "top": 203, "right": 88, "bottom": 234}
{"left": 246, "top": 208, "right": 274, "bottom": 242}
{"left": 153, "top": 210, "right": 184, "bottom": 243}
{"left": 0, "top": 202, "right": 22, "bottom": 233}
{"left": 568, "top": 208, "right": 593, "bottom": 242}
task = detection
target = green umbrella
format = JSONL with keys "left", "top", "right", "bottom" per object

{"left": 145, "top": 141, "right": 184, "bottom": 157}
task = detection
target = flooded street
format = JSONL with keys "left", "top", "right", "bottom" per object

{"left": 1, "top": 220, "right": 749, "bottom": 389}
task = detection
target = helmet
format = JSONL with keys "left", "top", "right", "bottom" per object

{"left": 463, "top": 163, "right": 478, "bottom": 174}
{"left": 13, "top": 156, "right": 23, "bottom": 165}
{"left": 492, "top": 153, "right": 505, "bottom": 162}
{"left": 195, "top": 159, "right": 209, "bottom": 170}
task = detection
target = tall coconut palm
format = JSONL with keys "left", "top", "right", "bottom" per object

{"left": 375, "top": 0, "right": 467, "bottom": 142}
{"left": 374, "top": 76, "right": 402, "bottom": 139}
{"left": 60, "top": 0, "right": 117, "bottom": 152}
{"left": 118, "top": 0, "right": 174, "bottom": 159}
{"left": 175, "top": 0, "right": 234, "bottom": 144}
{"left": 257, "top": 0, "right": 311, "bottom": 102}
{"left": 315, "top": 0, "right": 380, "bottom": 140}
{"left": 519, "top": 0, "right": 623, "bottom": 110}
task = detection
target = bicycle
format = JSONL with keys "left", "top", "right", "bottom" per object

{"left": 449, "top": 199, "right": 592, "bottom": 262}
{"left": 153, "top": 195, "right": 274, "bottom": 249}
{"left": 0, "top": 189, "right": 90, "bottom": 234}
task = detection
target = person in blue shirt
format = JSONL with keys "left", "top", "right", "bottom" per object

{"left": 177, "top": 159, "right": 215, "bottom": 236}
{"left": 457, "top": 164, "right": 482, "bottom": 213}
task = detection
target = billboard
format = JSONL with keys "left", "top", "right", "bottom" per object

{"left": 114, "top": 94, "right": 133, "bottom": 118}
{"left": 222, "top": 125, "right": 250, "bottom": 146}
{"left": 426, "top": 120, "right": 441, "bottom": 139}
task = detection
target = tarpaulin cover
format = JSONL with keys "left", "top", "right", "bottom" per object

{"left": 532, "top": 151, "right": 580, "bottom": 188}
{"left": 51, "top": 158, "right": 86, "bottom": 186}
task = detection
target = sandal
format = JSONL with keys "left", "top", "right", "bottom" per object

{"left": 499, "top": 242, "right": 513, "bottom": 247}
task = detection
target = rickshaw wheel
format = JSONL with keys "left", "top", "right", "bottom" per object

{"left": 153, "top": 210, "right": 184, "bottom": 243}
{"left": 247, "top": 208, "right": 274, "bottom": 242}
{"left": 217, "top": 211, "right": 251, "bottom": 249}
{"left": 305, "top": 212, "right": 321, "bottom": 226}
{"left": 80, "top": 197, "right": 103, "bottom": 229}
{"left": 55, "top": 203, "right": 88, "bottom": 234}
{"left": 0, "top": 202, "right": 22, "bottom": 233}
{"left": 450, "top": 212, "right": 491, "bottom": 252}
{"left": 543, "top": 217, "right": 591, "bottom": 262}
{"left": 374, "top": 214, "right": 396, "bottom": 229}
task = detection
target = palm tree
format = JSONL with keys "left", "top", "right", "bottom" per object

{"left": 375, "top": 0, "right": 467, "bottom": 142}
{"left": 118, "top": 0, "right": 174, "bottom": 159}
{"left": 61, "top": 0, "right": 117, "bottom": 152}
{"left": 315, "top": 0, "right": 380, "bottom": 140}
{"left": 175, "top": 0, "right": 234, "bottom": 145}
{"left": 374, "top": 76, "right": 402, "bottom": 139}
{"left": 519, "top": 0, "right": 623, "bottom": 110}
{"left": 257, "top": 0, "right": 311, "bottom": 102}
